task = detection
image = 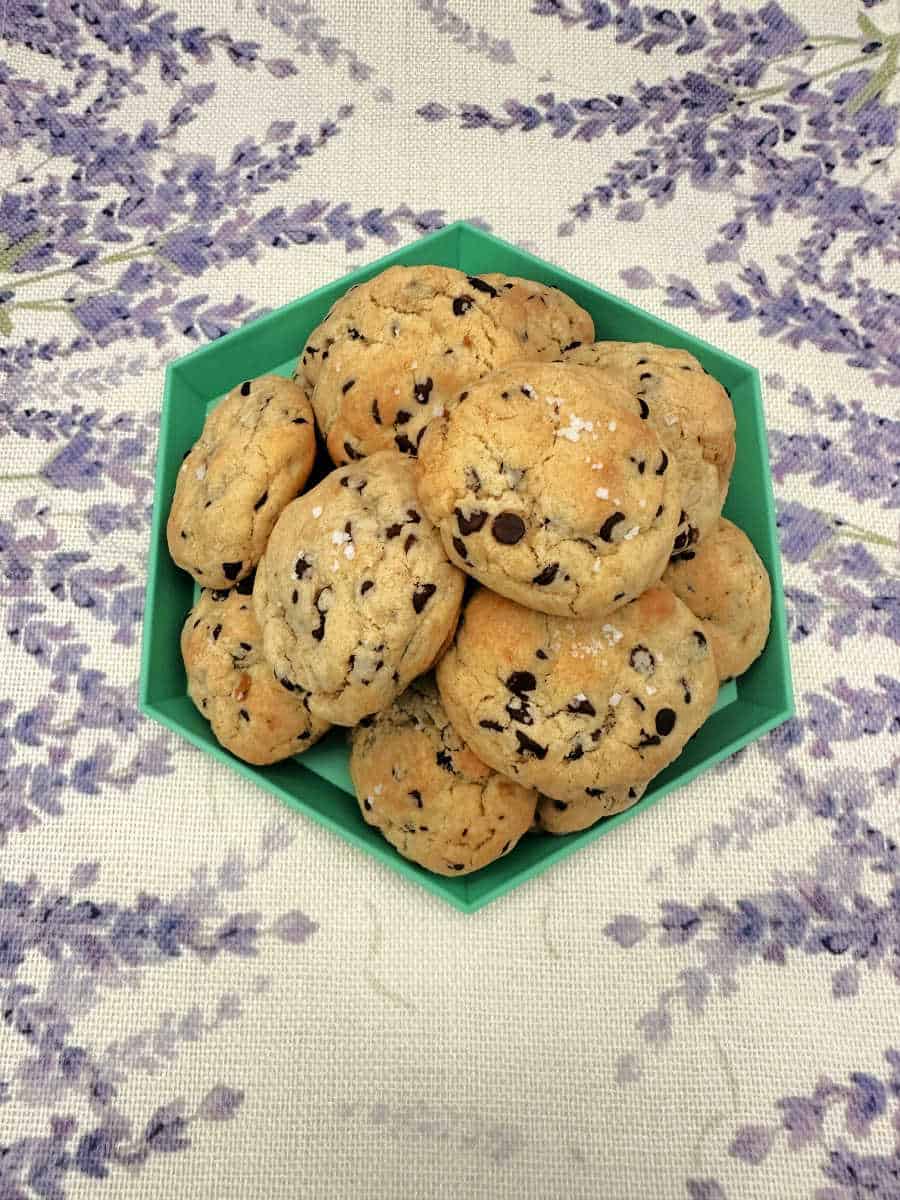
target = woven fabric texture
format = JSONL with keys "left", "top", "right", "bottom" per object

{"left": 1, "top": 2, "right": 898, "bottom": 1197}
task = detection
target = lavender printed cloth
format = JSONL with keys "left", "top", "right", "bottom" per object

{"left": 1, "top": 1, "right": 898, "bottom": 1197}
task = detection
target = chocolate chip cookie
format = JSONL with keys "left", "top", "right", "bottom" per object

{"left": 294, "top": 265, "right": 525, "bottom": 466}
{"left": 349, "top": 677, "right": 537, "bottom": 875}
{"left": 561, "top": 341, "right": 735, "bottom": 551}
{"left": 534, "top": 781, "right": 647, "bottom": 835}
{"left": 167, "top": 374, "right": 316, "bottom": 588}
{"left": 663, "top": 517, "right": 771, "bottom": 682}
{"left": 478, "top": 272, "right": 594, "bottom": 359}
{"left": 254, "top": 450, "right": 465, "bottom": 726}
{"left": 436, "top": 585, "right": 718, "bottom": 803}
{"left": 417, "top": 361, "right": 682, "bottom": 617}
{"left": 181, "top": 578, "right": 329, "bottom": 764}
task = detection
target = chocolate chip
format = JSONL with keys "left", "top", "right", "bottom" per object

{"left": 222, "top": 561, "right": 242, "bottom": 580}
{"left": 347, "top": 327, "right": 361, "bottom": 340}
{"left": 452, "top": 295, "right": 473, "bottom": 316}
{"left": 239, "top": 709, "right": 250, "bottom": 721}
{"left": 467, "top": 275, "right": 498, "bottom": 297}
{"left": 239, "top": 642, "right": 252, "bottom": 652}
{"left": 292, "top": 417, "right": 307, "bottom": 425}
{"left": 240, "top": 381, "right": 251, "bottom": 396}
{"left": 371, "top": 399, "right": 381, "bottom": 424}
{"left": 404, "top": 534, "right": 417, "bottom": 553}
{"left": 553, "top": 800, "right": 568, "bottom": 811}
{"left": 656, "top": 708, "right": 677, "bottom": 736}
{"left": 639, "top": 372, "right": 652, "bottom": 381}
{"left": 343, "top": 441, "right": 363, "bottom": 461}
{"left": 180, "top": 530, "right": 187, "bottom": 539}
{"left": 628, "top": 787, "right": 638, "bottom": 799}
{"left": 394, "top": 410, "right": 411, "bottom": 425}
{"left": 568, "top": 696, "right": 595, "bottom": 716}
{"left": 672, "top": 530, "right": 689, "bottom": 552}
{"left": 386, "top": 524, "right": 402, "bottom": 539}
{"left": 407, "top": 509, "right": 421, "bottom": 524}
{"left": 561, "top": 340, "right": 582, "bottom": 352}
{"left": 655, "top": 505, "right": 664, "bottom": 519}
{"left": 506, "top": 671, "right": 536, "bottom": 696}
{"left": 505, "top": 701, "right": 533, "bottom": 726}
{"left": 585, "top": 787, "right": 605, "bottom": 797}
{"left": 211, "top": 624, "right": 222, "bottom": 640}
{"left": 450, "top": 863, "right": 465, "bottom": 871}
{"left": 452, "top": 536, "right": 468, "bottom": 560}
{"left": 436, "top": 749, "right": 454, "bottom": 773}
{"left": 279, "top": 676, "right": 298, "bottom": 692}
{"left": 532, "top": 562, "right": 559, "bottom": 586}
{"left": 637, "top": 396, "right": 649, "bottom": 419}
{"left": 456, "top": 508, "right": 487, "bottom": 536}
{"left": 253, "top": 491, "right": 268, "bottom": 511}
{"left": 629, "top": 645, "right": 656, "bottom": 675}
{"left": 210, "top": 589, "right": 229, "bottom": 601}
{"left": 413, "top": 378, "right": 433, "bottom": 405}
{"left": 361, "top": 580, "right": 374, "bottom": 595}
{"left": 670, "top": 550, "right": 696, "bottom": 563}
{"left": 637, "top": 731, "right": 661, "bottom": 748}
{"left": 598, "top": 513, "right": 625, "bottom": 542}
{"left": 341, "top": 379, "right": 355, "bottom": 394}
{"left": 295, "top": 556, "right": 311, "bottom": 579}
{"left": 515, "top": 731, "right": 547, "bottom": 759}
{"left": 395, "top": 434, "right": 415, "bottom": 455}
{"left": 479, "top": 719, "right": 504, "bottom": 732}
{"left": 564, "top": 744, "right": 584, "bottom": 761}
{"left": 680, "top": 679, "right": 692, "bottom": 704}
{"left": 464, "top": 466, "right": 481, "bottom": 493}
{"left": 412, "top": 583, "right": 437, "bottom": 613}
{"left": 363, "top": 797, "right": 372, "bottom": 811}
{"left": 409, "top": 790, "right": 423, "bottom": 807}
{"left": 633, "top": 696, "right": 646, "bottom": 712}
{"left": 291, "top": 589, "right": 298, "bottom": 604}
{"left": 492, "top": 512, "right": 525, "bottom": 544}
{"left": 693, "top": 630, "right": 707, "bottom": 648}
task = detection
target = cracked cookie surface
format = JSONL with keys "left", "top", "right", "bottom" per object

{"left": 349, "top": 677, "right": 537, "bottom": 875}
{"left": 663, "top": 517, "right": 771, "bottom": 682}
{"left": 534, "top": 781, "right": 647, "bottom": 834}
{"left": 561, "top": 341, "right": 735, "bottom": 551}
{"left": 417, "top": 361, "right": 681, "bottom": 618}
{"left": 181, "top": 579, "right": 329, "bottom": 764}
{"left": 436, "top": 585, "right": 718, "bottom": 802}
{"left": 293, "top": 265, "right": 592, "bottom": 467}
{"left": 254, "top": 450, "right": 465, "bottom": 726}
{"left": 167, "top": 373, "right": 316, "bottom": 588}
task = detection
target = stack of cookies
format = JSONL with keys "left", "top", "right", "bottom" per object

{"left": 168, "top": 265, "right": 772, "bottom": 877}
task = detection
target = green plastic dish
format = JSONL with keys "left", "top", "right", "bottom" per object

{"left": 140, "top": 221, "right": 793, "bottom": 913}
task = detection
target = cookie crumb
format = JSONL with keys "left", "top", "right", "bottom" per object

{"left": 595, "top": 487, "right": 609, "bottom": 500}
{"left": 609, "top": 692, "right": 622, "bottom": 706}
{"left": 312, "top": 505, "right": 323, "bottom": 518}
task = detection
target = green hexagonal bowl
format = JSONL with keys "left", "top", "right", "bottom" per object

{"left": 140, "top": 221, "right": 793, "bottom": 913}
